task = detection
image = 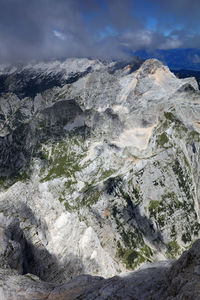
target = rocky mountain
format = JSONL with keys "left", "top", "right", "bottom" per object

{"left": 172, "top": 69, "right": 200, "bottom": 88}
{"left": 0, "top": 57, "right": 200, "bottom": 299}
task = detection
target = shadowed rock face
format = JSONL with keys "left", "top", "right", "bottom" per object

{"left": 0, "top": 58, "right": 102, "bottom": 98}
{"left": 166, "top": 239, "right": 200, "bottom": 299}
{"left": 1, "top": 241, "right": 200, "bottom": 299}
{"left": 0, "top": 57, "right": 200, "bottom": 299}
{"left": 0, "top": 99, "right": 85, "bottom": 176}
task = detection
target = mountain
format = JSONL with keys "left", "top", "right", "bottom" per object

{"left": 172, "top": 69, "right": 200, "bottom": 89}
{"left": 0, "top": 57, "right": 200, "bottom": 298}
{"left": 0, "top": 56, "right": 143, "bottom": 99}
{"left": 135, "top": 48, "right": 200, "bottom": 70}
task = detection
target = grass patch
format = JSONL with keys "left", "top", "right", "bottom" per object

{"left": 117, "top": 241, "right": 153, "bottom": 270}
{"left": 40, "top": 137, "right": 87, "bottom": 182}
{"left": 156, "top": 132, "right": 169, "bottom": 147}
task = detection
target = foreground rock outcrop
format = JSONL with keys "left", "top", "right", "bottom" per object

{"left": 0, "top": 57, "right": 200, "bottom": 298}
{"left": 1, "top": 240, "right": 200, "bottom": 299}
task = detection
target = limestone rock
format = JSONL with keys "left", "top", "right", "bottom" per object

{"left": 0, "top": 58, "right": 199, "bottom": 298}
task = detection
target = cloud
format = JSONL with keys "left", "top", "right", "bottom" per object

{"left": 119, "top": 30, "right": 182, "bottom": 51}
{"left": 0, "top": 0, "right": 89, "bottom": 62}
{"left": 52, "top": 30, "right": 64, "bottom": 40}
{"left": 0, "top": 0, "right": 199, "bottom": 63}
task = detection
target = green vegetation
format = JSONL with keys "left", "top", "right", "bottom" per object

{"left": 149, "top": 192, "right": 189, "bottom": 228}
{"left": 100, "top": 169, "right": 114, "bottom": 180}
{"left": 164, "top": 112, "right": 177, "bottom": 123}
{"left": 118, "top": 227, "right": 142, "bottom": 249}
{"left": 170, "top": 225, "right": 176, "bottom": 239}
{"left": 183, "top": 154, "right": 191, "bottom": 173}
{"left": 149, "top": 200, "right": 160, "bottom": 215}
{"left": 40, "top": 137, "right": 87, "bottom": 182}
{"left": 154, "top": 111, "right": 189, "bottom": 146}
{"left": 64, "top": 201, "right": 73, "bottom": 211}
{"left": 187, "top": 130, "right": 200, "bottom": 143}
{"left": 117, "top": 241, "right": 153, "bottom": 270}
{"left": 156, "top": 132, "right": 169, "bottom": 147}
{"left": 140, "top": 244, "right": 153, "bottom": 258}
{"left": 16, "top": 171, "right": 29, "bottom": 182}
{"left": 164, "top": 111, "right": 188, "bottom": 133}
{"left": 112, "top": 205, "right": 144, "bottom": 249}
{"left": 113, "top": 200, "right": 150, "bottom": 270}
{"left": 81, "top": 184, "right": 101, "bottom": 207}
{"left": 58, "top": 189, "right": 65, "bottom": 203}
{"left": 132, "top": 186, "right": 141, "bottom": 204}
{"left": 113, "top": 175, "right": 142, "bottom": 206}
{"left": 149, "top": 199, "right": 166, "bottom": 228}
{"left": 172, "top": 159, "right": 192, "bottom": 199}
{"left": 149, "top": 155, "right": 200, "bottom": 245}
{"left": 0, "top": 177, "right": 9, "bottom": 189}
{"left": 191, "top": 222, "right": 200, "bottom": 236}
{"left": 167, "top": 240, "right": 180, "bottom": 259}
{"left": 0, "top": 170, "right": 30, "bottom": 190}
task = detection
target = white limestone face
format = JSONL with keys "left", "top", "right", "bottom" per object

{"left": 0, "top": 58, "right": 200, "bottom": 296}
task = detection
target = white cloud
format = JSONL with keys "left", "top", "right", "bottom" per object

{"left": 158, "top": 38, "right": 182, "bottom": 50}
{"left": 53, "top": 30, "right": 66, "bottom": 41}
{"left": 119, "top": 29, "right": 182, "bottom": 51}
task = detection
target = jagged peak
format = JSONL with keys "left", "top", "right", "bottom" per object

{"left": 138, "top": 58, "right": 168, "bottom": 75}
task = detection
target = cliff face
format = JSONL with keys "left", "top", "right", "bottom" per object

{"left": 0, "top": 57, "right": 200, "bottom": 298}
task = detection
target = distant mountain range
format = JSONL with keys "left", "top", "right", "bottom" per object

{"left": 134, "top": 48, "right": 200, "bottom": 71}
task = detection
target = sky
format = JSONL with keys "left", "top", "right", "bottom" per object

{"left": 0, "top": 0, "right": 200, "bottom": 62}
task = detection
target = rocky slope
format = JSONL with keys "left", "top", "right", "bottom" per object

{"left": 1, "top": 240, "right": 200, "bottom": 299}
{"left": 0, "top": 57, "right": 200, "bottom": 298}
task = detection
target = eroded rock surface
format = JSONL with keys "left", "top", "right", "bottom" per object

{"left": 0, "top": 57, "right": 200, "bottom": 298}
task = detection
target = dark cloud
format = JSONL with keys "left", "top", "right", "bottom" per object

{"left": 0, "top": 0, "right": 199, "bottom": 63}
{"left": 106, "top": 0, "right": 141, "bottom": 30}
{"left": 0, "top": 0, "right": 90, "bottom": 62}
